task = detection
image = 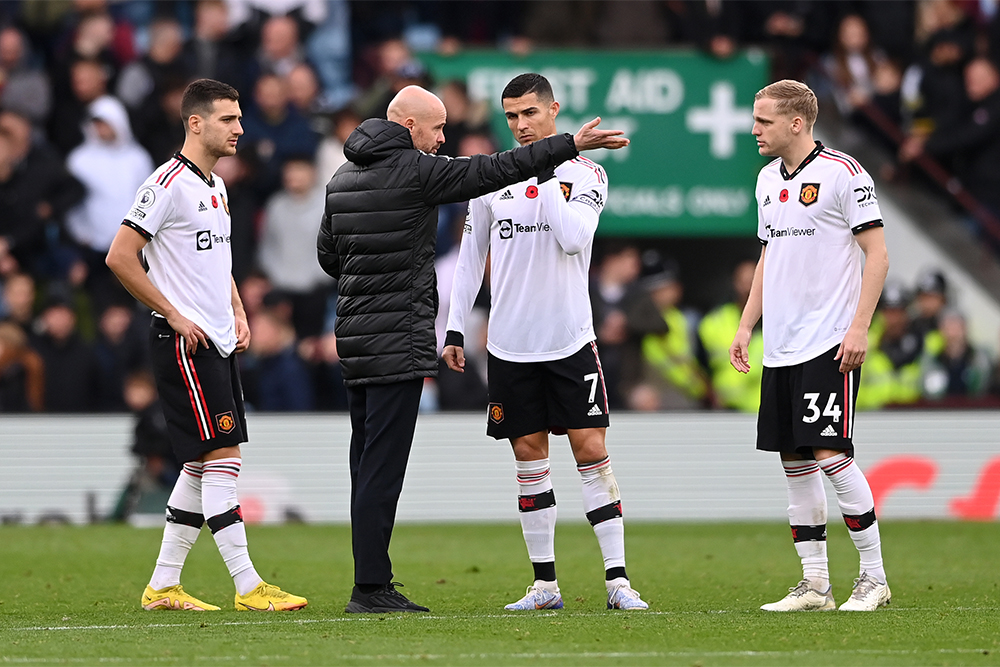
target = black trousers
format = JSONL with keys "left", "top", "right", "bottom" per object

{"left": 346, "top": 378, "right": 423, "bottom": 585}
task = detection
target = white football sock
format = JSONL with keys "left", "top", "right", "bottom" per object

{"left": 202, "top": 458, "right": 262, "bottom": 596}
{"left": 578, "top": 457, "right": 626, "bottom": 572}
{"left": 819, "top": 452, "right": 886, "bottom": 584}
{"left": 514, "top": 459, "right": 557, "bottom": 565}
{"left": 149, "top": 463, "right": 204, "bottom": 591}
{"left": 782, "top": 459, "right": 829, "bottom": 591}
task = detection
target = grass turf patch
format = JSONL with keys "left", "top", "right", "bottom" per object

{"left": 0, "top": 521, "right": 998, "bottom": 665}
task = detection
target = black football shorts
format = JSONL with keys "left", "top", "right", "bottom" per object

{"left": 486, "top": 341, "right": 610, "bottom": 440}
{"left": 757, "top": 345, "right": 860, "bottom": 455}
{"left": 149, "top": 317, "right": 247, "bottom": 463}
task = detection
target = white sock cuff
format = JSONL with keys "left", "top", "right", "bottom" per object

{"left": 577, "top": 456, "right": 611, "bottom": 478}
{"left": 782, "top": 459, "right": 820, "bottom": 477}
{"left": 515, "top": 459, "right": 551, "bottom": 489}
{"left": 203, "top": 458, "right": 242, "bottom": 479}
{"left": 167, "top": 467, "right": 203, "bottom": 515}
{"left": 818, "top": 452, "right": 852, "bottom": 476}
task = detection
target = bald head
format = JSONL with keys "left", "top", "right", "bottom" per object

{"left": 387, "top": 85, "right": 447, "bottom": 154}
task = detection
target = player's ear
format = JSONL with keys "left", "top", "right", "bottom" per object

{"left": 187, "top": 114, "right": 202, "bottom": 135}
{"left": 549, "top": 100, "right": 560, "bottom": 119}
{"left": 790, "top": 115, "right": 803, "bottom": 134}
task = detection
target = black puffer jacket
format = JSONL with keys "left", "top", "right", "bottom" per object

{"left": 318, "top": 118, "right": 578, "bottom": 386}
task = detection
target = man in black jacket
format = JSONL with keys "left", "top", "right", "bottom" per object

{"left": 318, "top": 85, "right": 628, "bottom": 613}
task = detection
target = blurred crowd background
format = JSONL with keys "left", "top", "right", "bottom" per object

{"left": 2, "top": 0, "right": 1000, "bottom": 466}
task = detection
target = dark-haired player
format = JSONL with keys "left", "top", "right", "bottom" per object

{"left": 731, "top": 80, "right": 891, "bottom": 612}
{"left": 107, "top": 79, "right": 307, "bottom": 612}
{"left": 444, "top": 73, "right": 646, "bottom": 611}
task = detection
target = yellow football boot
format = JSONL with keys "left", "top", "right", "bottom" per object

{"left": 141, "top": 584, "right": 220, "bottom": 611}
{"left": 234, "top": 582, "right": 308, "bottom": 611}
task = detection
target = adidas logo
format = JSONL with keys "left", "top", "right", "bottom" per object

{"left": 198, "top": 201, "right": 208, "bottom": 212}
{"left": 587, "top": 404, "right": 603, "bottom": 417}
{"left": 762, "top": 195, "right": 771, "bottom": 207}
{"left": 820, "top": 425, "right": 837, "bottom": 437}
{"left": 499, "top": 190, "right": 514, "bottom": 200}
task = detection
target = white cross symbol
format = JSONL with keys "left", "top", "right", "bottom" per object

{"left": 685, "top": 81, "right": 754, "bottom": 159}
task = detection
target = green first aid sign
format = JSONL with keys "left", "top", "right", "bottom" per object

{"left": 421, "top": 50, "right": 770, "bottom": 237}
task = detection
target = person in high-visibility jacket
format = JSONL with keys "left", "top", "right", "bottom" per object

{"left": 698, "top": 260, "right": 762, "bottom": 412}
{"left": 639, "top": 251, "right": 709, "bottom": 408}
{"left": 856, "top": 282, "right": 923, "bottom": 409}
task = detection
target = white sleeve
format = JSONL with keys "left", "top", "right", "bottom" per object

{"left": 842, "top": 170, "right": 884, "bottom": 232}
{"left": 445, "top": 196, "right": 491, "bottom": 340}
{"left": 756, "top": 174, "right": 768, "bottom": 245}
{"left": 123, "top": 183, "right": 174, "bottom": 238}
{"left": 537, "top": 169, "right": 606, "bottom": 256}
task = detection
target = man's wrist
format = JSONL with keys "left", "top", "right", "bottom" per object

{"left": 444, "top": 330, "right": 464, "bottom": 348}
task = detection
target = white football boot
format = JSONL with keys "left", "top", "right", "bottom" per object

{"left": 839, "top": 572, "right": 891, "bottom": 611}
{"left": 606, "top": 578, "right": 649, "bottom": 610}
{"left": 760, "top": 580, "right": 836, "bottom": 611}
{"left": 504, "top": 582, "right": 563, "bottom": 610}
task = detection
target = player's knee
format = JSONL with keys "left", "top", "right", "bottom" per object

{"left": 511, "top": 434, "right": 548, "bottom": 461}
{"left": 569, "top": 431, "right": 608, "bottom": 464}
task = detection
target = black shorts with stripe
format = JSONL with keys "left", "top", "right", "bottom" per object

{"left": 757, "top": 345, "right": 859, "bottom": 455}
{"left": 486, "top": 341, "right": 610, "bottom": 440}
{"left": 149, "top": 317, "right": 247, "bottom": 463}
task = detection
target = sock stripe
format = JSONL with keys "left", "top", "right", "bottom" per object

{"left": 577, "top": 457, "right": 610, "bottom": 473}
{"left": 516, "top": 469, "right": 550, "bottom": 484}
{"left": 783, "top": 462, "right": 820, "bottom": 477}
{"left": 820, "top": 456, "right": 853, "bottom": 477}
{"left": 182, "top": 463, "right": 203, "bottom": 478}
{"left": 203, "top": 468, "right": 240, "bottom": 477}
{"left": 202, "top": 459, "right": 243, "bottom": 477}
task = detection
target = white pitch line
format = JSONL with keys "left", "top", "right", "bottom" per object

{"left": 0, "top": 648, "right": 994, "bottom": 664}
{"left": 0, "top": 656, "right": 290, "bottom": 664}
{"left": 6, "top": 607, "right": 999, "bottom": 633}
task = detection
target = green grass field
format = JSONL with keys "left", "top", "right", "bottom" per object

{"left": 1, "top": 521, "right": 998, "bottom": 666}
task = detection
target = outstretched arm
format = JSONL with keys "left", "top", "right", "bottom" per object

{"left": 421, "top": 118, "right": 631, "bottom": 206}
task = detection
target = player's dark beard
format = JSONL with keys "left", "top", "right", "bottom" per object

{"left": 207, "top": 135, "right": 236, "bottom": 158}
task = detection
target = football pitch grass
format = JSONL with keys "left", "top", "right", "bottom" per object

{"left": 1, "top": 521, "right": 997, "bottom": 666}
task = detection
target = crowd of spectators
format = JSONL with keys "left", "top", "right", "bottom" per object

{"left": 1, "top": 0, "right": 999, "bottom": 420}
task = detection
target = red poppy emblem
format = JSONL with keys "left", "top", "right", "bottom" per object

{"left": 212, "top": 195, "right": 219, "bottom": 208}
{"left": 526, "top": 185, "right": 538, "bottom": 199}
{"left": 779, "top": 189, "right": 789, "bottom": 203}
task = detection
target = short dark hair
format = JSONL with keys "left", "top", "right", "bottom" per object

{"left": 180, "top": 78, "right": 239, "bottom": 127}
{"left": 502, "top": 73, "right": 553, "bottom": 102}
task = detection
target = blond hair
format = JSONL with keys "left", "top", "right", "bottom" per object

{"left": 755, "top": 80, "right": 818, "bottom": 129}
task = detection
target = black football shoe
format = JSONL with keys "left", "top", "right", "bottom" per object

{"left": 344, "top": 582, "right": 430, "bottom": 613}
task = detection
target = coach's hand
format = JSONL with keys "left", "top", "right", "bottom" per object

{"left": 729, "top": 328, "right": 752, "bottom": 374}
{"left": 835, "top": 324, "right": 868, "bottom": 373}
{"left": 167, "top": 312, "right": 209, "bottom": 355}
{"left": 442, "top": 345, "right": 465, "bottom": 373}
{"left": 574, "top": 117, "right": 629, "bottom": 151}
{"left": 235, "top": 316, "right": 251, "bottom": 353}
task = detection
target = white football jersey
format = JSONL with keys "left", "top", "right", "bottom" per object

{"left": 447, "top": 156, "right": 608, "bottom": 362}
{"left": 756, "top": 142, "right": 884, "bottom": 367}
{"left": 122, "top": 153, "right": 238, "bottom": 356}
